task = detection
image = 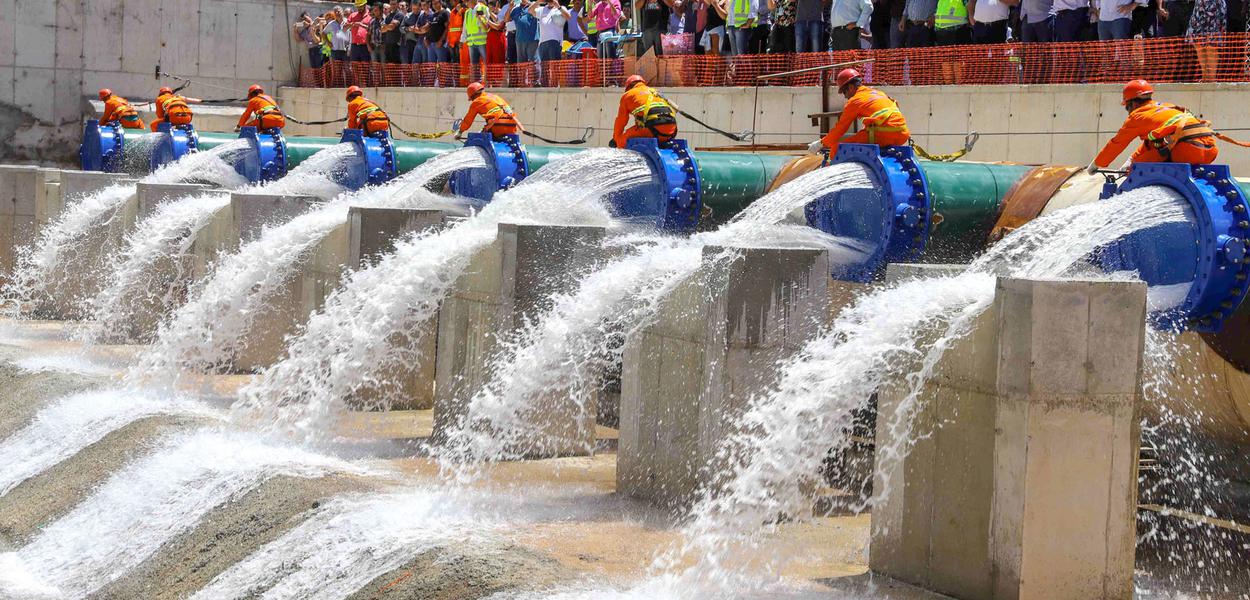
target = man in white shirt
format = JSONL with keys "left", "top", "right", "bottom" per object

{"left": 970, "top": 0, "right": 1013, "bottom": 43}
{"left": 828, "top": 0, "right": 873, "bottom": 50}
{"left": 1052, "top": 0, "right": 1093, "bottom": 41}
{"left": 1095, "top": 0, "right": 1143, "bottom": 39}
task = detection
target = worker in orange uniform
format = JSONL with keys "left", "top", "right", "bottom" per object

{"left": 98, "top": 89, "right": 145, "bottom": 130}
{"left": 1087, "top": 79, "right": 1219, "bottom": 175}
{"left": 237, "top": 85, "right": 287, "bottom": 132}
{"left": 345, "top": 86, "right": 391, "bottom": 136}
{"left": 457, "top": 82, "right": 520, "bottom": 140}
{"left": 808, "top": 68, "right": 909, "bottom": 156}
{"left": 150, "top": 86, "right": 202, "bottom": 131}
{"left": 611, "top": 75, "right": 677, "bottom": 149}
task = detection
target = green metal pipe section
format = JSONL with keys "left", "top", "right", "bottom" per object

{"left": 921, "top": 161, "right": 1033, "bottom": 262}
{"left": 197, "top": 132, "right": 790, "bottom": 216}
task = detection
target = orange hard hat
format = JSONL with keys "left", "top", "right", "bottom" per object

{"left": 248, "top": 84, "right": 264, "bottom": 97}
{"left": 625, "top": 74, "right": 646, "bottom": 90}
{"left": 158, "top": 86, "right": 173, "bottom": 96}
{"left": 346, "top": 85, "right": 363, "bottom": 101}
{"left": 466, "top": 81, "right": 484, "bottom": 99}
{"left": 1121, "top": 79, "right": 1153, "bottom": 105}
{"left": 835, "top": 68, "right": 862, "bottom": 90}
{"left": 98, "top": 88, "right": 112, "bottom": 100}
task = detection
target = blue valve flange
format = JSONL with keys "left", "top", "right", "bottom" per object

{"left": 617, "top": 137, "right": 702, "bottom": 232}
{"left": 337, "top": 129, "right": 398, "bottom": 190}
{"left": 150, "top": 122, "right": 199, "bottom": 172}
{"left": 1099, "top": 162, "right": 1250, "bottom": 332}
{"left": 449, "top": 132, "right": 530, "bottom": 203}
{"left": 79, "top": 119, "right": 126, "bottom": 173}
{"left": 805, "top": 143, "right": 932, "bottom": 282}
{"left": 235, "top": 126, "right": 289, "bottom": 183}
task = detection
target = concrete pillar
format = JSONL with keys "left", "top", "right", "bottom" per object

{"left": 432, "top": 223, "right": 607, "bottom": 457}
{"left": 230, "top": 192, "right": 322, "bottom": 245}
{"left": 869, "top": 276, "right": 1145, "bottom": 600}
{"left": 57, "top": 170, "right": 137, "bottom": 206}
{"left": 135, "top": 182, "right": 217, "bottom": 220}
{"left": 617, "top": 245, "right": 831, "bottom": 509}
{"left": 0, "top": 166, "right": 60, "bottom": 283}
{"left": 345, "top": 207, "right": 448, "bottom": 411}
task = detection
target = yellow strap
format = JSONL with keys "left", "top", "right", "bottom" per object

{"left": 908, "top": 132, "right": 979, "bottom": 162}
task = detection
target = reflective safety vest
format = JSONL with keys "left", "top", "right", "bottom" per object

{"left": 1148, "top": 111, "right": 1216, "bottom": 155}
{"left": 162, "top": 95, "right": 190, "bottom": 115}
{"left": 480, "top": 93, "right": 518, "bottom": 129}
{"left": 934, "top": 0, "right": 967, "bottom": 30}
{"left": 252, "top": 94, "right": 282, "bottom": 118}
{"left": 731, "top": 0, "right": 752, "bottom": 26}
{"left": 585, "top": 15, "right": 598, "bottom": 35}
{"left": 630, "top": 89, "right": 677, "bottom": 133}
{"left": 464, "top": 3, "right": 488, "bottom": 46}
{"left": 863, "top": 106, "right": 906, "bottom": 143}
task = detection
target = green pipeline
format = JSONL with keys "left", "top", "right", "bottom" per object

{"left": 197, "top": 132, "right": 790, "bottom": 216}
{"left": 198, "top": 132, "right": 1031, "bottom": 253}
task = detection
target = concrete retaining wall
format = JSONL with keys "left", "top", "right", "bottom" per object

{"left": 278, "top": 83, "right": 1250, "bottom": 173}
{"left": 617, "top": 245, "right": 832, "bottom": 509}
{"left": 0, "top": 0, "right": 323, "bottom": 164}
{"left": 0, "top": 166, "right": 60, "bottom": 282}
{"left": 870, "top": 276, "right": 1146, "bottom": 600}
{"left": 432, "top": 223, "right": 607, "bottom": 457}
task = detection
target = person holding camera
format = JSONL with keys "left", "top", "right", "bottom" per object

{"left": 294, "top": 12, "right": 326, "bottom": 68}
{"left": 530, "top": 0, "right": 572, "bottom": 64}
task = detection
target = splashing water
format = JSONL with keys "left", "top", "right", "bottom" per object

{"left": 190, "top": 488, "right": 500, "bottom": 600}
{"left": 6, "top": 140, "right": 255, "bottom": 308}
{"left": 0, "top": 388, "right": 221, "bottom": 497}
{"left": 435, "top": 164, "right": 875, "bottom": 469}
{"left": 129, "top": 148, "right": 490, "bottom": 382}
{"left": 0, "top": 429, "right": 365, "bottom": 599}
{"left": 80, "top": 191, "right": 232, "bottom": 343}
{"left": 145, "top": 139, "right": 253, "bottom": 189}
{"left": 240, "top": 143, "right": 362, "bottom": 201}
{"left": 6, "top": 185, "right": 137, "bottom": 306}
{"left": 556, "top": 186, "right": 1193, "bottom": 598}
{"left": 235, "top": 149, "right": 651, "bottom": 440}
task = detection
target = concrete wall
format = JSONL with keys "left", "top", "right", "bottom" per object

{"left": 432, "top": 223, "right": 607, "bottom": 457}
{"left": 0, "top": 0, "right": 322, "bottom": 163}
{"left": 617, "top": 245, "right": 832, "bottom": 509}
{"left": 276, "top": 83, "right": 1250, "bottom": 174}
{"left": 870, "top": 275, "right": 1146, "bottom": 600}
{"left": 0, "top": 165, "right": 59, "bottom": 281}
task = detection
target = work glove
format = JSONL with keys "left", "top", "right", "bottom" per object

{"left": 1118, "top": 158, "right": 1133, "bottom": 173}
{"left": 1085, "top": 160, "right": 1099, "bottom": 176}
{"left": 808, "top": 139, "right": 825, "bottom": 155}
{"left": 453, "top": 132, "right": 465, "bottom": 141}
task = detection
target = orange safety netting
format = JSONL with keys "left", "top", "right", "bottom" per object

{"left": 300, "top": 33, "right": 1250, "bottom": 89}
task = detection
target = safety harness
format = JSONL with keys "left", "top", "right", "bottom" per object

{"left": 863, "top": 106, "right": 906, "bottom": 144}
{"left": 1148, "top": 111, "right": 1216, "bottom": 159}
{"left": 630, "top": 89, "right": 678, "bottom": 139}
{"left": 479, "top": 94, "right": 518, "bottom": 133}
{"left": 355, "top": 100, "right": 390, "bottom": 132}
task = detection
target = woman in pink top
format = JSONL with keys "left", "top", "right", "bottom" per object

{"left": 590, "top": 0, "right": 624, "bottom": 55}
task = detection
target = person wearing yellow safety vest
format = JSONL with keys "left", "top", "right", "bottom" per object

{"left": 725, "top": 0, "right": 758, "bottom": 54}
{"left": 612, "top": 75, "right": 678, "bottom": 148}
{"left": 150, "top": 86, "right": 203, "bottom": 132}
{"left": 237, "top": 85, "right": 287, "bottom": 132}
{"left": 933, "top": 0, "right": 972, "bottom": 45}
{"left": 463, "top": 0, "right": 498, "bottom": 82}
{"left": 807, "top": 68, "right": 910, "bottom": 157}
{"left": 458, "top": 82, "right": 522, "bottom": 140}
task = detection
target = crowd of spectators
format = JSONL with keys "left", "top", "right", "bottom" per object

{"left": 292, "top": 0, "right": 1249, "bottom": 65}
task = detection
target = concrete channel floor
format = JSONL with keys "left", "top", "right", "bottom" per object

{"left": 0, "top": 316, "right": 959, "bottom": 598}
{"left": 0, "top": 316, "right": 1245, "bottom": 598}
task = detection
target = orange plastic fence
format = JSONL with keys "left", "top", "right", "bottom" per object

{"left": 301, "top": 33, "right": 1250, "bottom": 89}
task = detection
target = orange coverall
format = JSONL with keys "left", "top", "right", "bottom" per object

{"left": 101, "top": 95, "right": 145, "bottom": 129}
{"left": 150, "top": 93, "right": 193, "bottom": 130}
{"left": 820, "top": 86, "right": 910, "bottom": 156}
{"left": 460, "top": 93, "right": 519, "bottom": 138}
{"left": 238, "top": 94, "right": 287, "bottom": 131}
{"left": 612, "top": 84, "right": 677, "bottom": 148}
{"left": 347, "top": 96, "right": 391, "bottom": 135}
{"left": 1094, "top": 101, "right": 1218, "bottom": 167}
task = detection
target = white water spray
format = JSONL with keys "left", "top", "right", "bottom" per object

{"left": 0, "top": 429, "right": 365, "bottom": 599}
{"left": 236, "top": 149, "right": 651, "bottom": 439}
